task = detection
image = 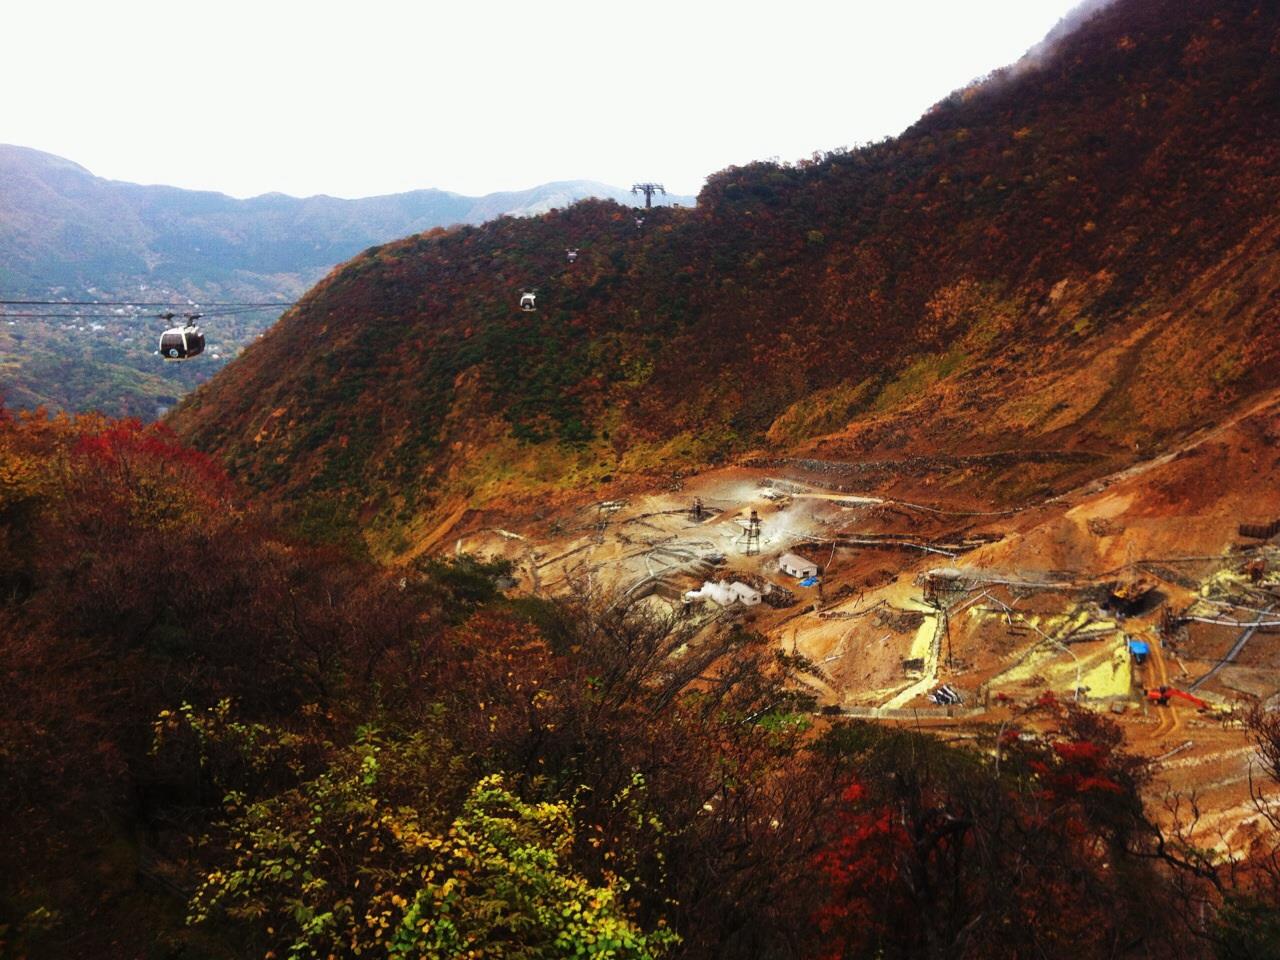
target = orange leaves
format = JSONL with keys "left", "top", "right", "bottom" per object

{"left": 0, "top": 402, "right": 234, "bottom": 520}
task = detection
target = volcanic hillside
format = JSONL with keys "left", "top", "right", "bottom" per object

{"left": 171, "top": 0, "right": 1280, "bottom": 555}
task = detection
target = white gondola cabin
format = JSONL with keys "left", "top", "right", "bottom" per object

{"left": 519, "top": 292, "right": 537, "bottom": 312}
{"left": 158, "top": 316, "right": 205, "bottom": 361}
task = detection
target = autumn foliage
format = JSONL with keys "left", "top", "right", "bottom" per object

{"left": 811, "top": 701, "right": 1173, "bottom": 959}
{"left": 0, "top": 403, "right": 824, "bottom": 956}
{"left": 10, "top": 0, "right": 1280, "bottom": 955}
{"left": 5, "top": 401, "right": 1280, "bottom": 958}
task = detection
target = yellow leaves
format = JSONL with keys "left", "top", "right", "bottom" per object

{"left": 0, "top": 448, "right": 44, "bottom": 498}
{"left": 188, "top": 734, "right": 676, "bottom": 958}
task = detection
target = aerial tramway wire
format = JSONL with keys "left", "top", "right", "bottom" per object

{"left": 0, "top": 298, "right": 294, "bottom": 307}
{"left": 0, "top": 301, "right": 293, "bottom": 330}
{"left": 1, "top": 306, "right": 275, "bottom": 319}
{"left": 0, "top": 297, "right": 295, "bottom": 362}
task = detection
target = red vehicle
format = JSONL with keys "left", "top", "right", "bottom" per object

{"left": 1145, "top": 686, "right": 1209, "bottom": 709}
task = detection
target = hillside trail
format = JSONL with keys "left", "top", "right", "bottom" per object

{"left": 1051, "top": 385, "right": 1280, "bottom": 507}
{"left": 1144, "top": 637, "right": 1181, "bottom": 740}
{"left": 757, "top": 383, "right": 1280, "bottom": 529}
{"left": 402, "top": 500, "right": 470, "bottom": 562}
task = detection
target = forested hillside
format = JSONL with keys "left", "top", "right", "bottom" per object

{"left": 172, "top": 0, "right": 1280, "bottom": 556}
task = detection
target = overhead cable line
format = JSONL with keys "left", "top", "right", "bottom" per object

{"left": 1, "top": 311, "right": 259, "bottom": 319}
{"left": 0, "top": 299, "right": 293, "bottom": 307}
{"left": 1, "top": 312, "right": 168, "bottom": 319}
{"left": 1, "top": 305, "right": 275, "bottom": 317}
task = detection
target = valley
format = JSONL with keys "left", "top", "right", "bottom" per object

{"left": 417, "top": 385, "right": 1280, "bottom": 841}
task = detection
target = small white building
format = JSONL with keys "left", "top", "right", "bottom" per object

{"left": 684, "top": 580, "right": 763, "bottom": 607}
{"left": 779, "top": 552, "right": 818, "bottom": 579}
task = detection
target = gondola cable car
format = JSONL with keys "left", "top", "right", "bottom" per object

{"left": 519, "top": 291, "right": 537, "bottom": 312}
{"left": 565, "top": 248, "right": 579, "bottom": 263}
{"left": 157, "top": 311, "right": 206, "bottom": 360}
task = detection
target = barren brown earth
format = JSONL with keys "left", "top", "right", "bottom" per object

{"left": 412, "top": 389, "right": 1280, "bottom": 840}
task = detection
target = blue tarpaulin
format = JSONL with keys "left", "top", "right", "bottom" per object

{"left": 1128, "top": 640, "right": 1150, "bottom": 656}
{"left": 799, "top": 576, "right": 819, "bottom": 588}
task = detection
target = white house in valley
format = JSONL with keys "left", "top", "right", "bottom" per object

{"left": 778, "top": 552, "right": 818, "bottom": 579}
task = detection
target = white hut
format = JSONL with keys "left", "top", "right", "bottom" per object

{"left": 779, "top": 552, "right": 818, "bottom": 579}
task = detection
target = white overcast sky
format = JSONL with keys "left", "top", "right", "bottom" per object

{"left": 3, "top": 0, "right": 1093, "bottom": 199}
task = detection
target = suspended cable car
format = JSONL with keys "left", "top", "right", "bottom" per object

{"left": 519, "top": 291, "right": 537, "bottom": 312}
{"left": 157, "top": 311, "right": 205, "bottom": 360}
{"left": 565, "top": 248, "right": 579, "bottom": 263}
{"left": 634, "top": 216, "right": 645, "bottom": 228}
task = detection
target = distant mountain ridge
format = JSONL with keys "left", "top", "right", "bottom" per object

{"left": 0, "top": 144, "right": 693, "bottom": 416}
{"left": 0, "top": 144, "right": 691, "bottom": 292}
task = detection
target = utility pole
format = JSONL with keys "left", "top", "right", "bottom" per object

{"left": 631, "top": 182, "right": 666, "bottom": 208}
{"left": 740, "top": 509, "right": 761, "bottom": 556}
